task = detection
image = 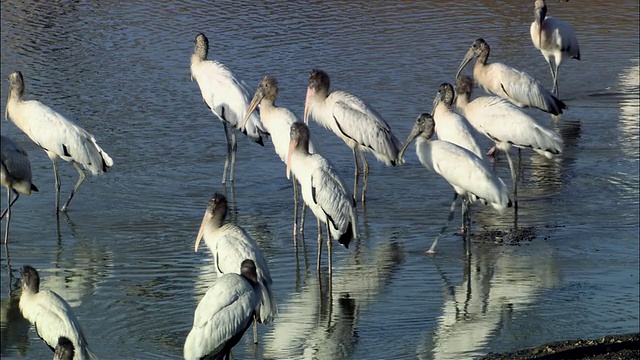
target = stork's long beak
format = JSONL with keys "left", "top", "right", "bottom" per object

{"left": 194, "top": 211, "right": 212, "bottom": 252}
{"left": 242, "top": 88, "right": 263, "bottom": 132}
{"left": 455, "top": 47, "right": 476, "bottom": 80}
{"left": 431, "top": 95, "right": 440, "bottom": 116}
{"left": 535, "top": 6, "right": 545, "bottom": 48}
{"left": 303, "top": 87, "right": 312, "bottom": 125}
{"left": 397, "top": 123, "right": 422, "bottom": 163}
{"left": 286, "top": 137, "right": 297, "bottom": 180}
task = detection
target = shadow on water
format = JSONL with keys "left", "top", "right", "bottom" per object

{"left": 418, "top": 242, "right": 560, "bottom": 360}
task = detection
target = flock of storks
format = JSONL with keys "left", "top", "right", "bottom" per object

{"left": 0, "top": 0, "right": 580, "bottom": 359}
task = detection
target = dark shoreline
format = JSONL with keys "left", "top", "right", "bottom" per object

{"left": 481, "top": 333, "right": 640, "bottom": 360}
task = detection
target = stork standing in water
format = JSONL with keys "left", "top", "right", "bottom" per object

{"left": 455, "top": 38, "right": 566, "bottom": 115}
{"left": 5, "top": 71, "right": 113, "bottom": 214}
{"left": 190, "top": 33, "right": 267, "bottom": 184}
{"left": 530, "top": 0, "right": 580, "bottom": 96}
{"left": 1, "top": 135, "right": 38, "bottom": 243}
{"left": 19, "top": 266, "right": 96, "bottom": 360}
{"left": 454, "top": 75, "right": 563, "bottom": 210}
{"left": 303, "top": 69, "right": 402, "bottom": 203}
{"left": 184, "top": 259, "right": 261, "bottom": 360}
{"left": 398, "top": 113, "right": 511, "bottom": 254}
{"left": 195, "top": 193, "right": 277, "bottom": 343}
{"left": 242, "top": 76, "right": 315, "bottom": 237}
{"left": 286, "top": 122, "right": 357, "bottom": 277}
{"left": 431, "top": 83, "right": 485, "bottom": 233}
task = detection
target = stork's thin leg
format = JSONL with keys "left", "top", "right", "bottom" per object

{"left": 549, "top": 59, "right": 559, "bottom": 97}
{"left": 360, "top": 150, "right": 369, "bottom": 203}
{"left": 326, "top": 221, "right": 332, "bottom": 280}
{"left": 0, "top": 191, "right": 20, "bottom": 220}
{"left": 230, "top": 129, "right": 237, "bottom": 183}
{"left": 61, "top": 162, "right": 86, "bottom": 212}
{"left": 505, "top": 149, "right": 518, "bottom": 212}
{"left": 221, "top": 122, "right": 231, "bottom": 184}
{"left": 53, "top": 159, "right": 62, "bottom": 214}
{"left": 427, "top": 192, "right": 458, "bottom": 254}
{"left": 300, "top": 202, "right": 306, "bottom": 235}
{"left": 253, "top": 315, "right": 258, "bottom": 344}
{"left": 4, "top": 190, "right": 16, "bottom": 244}
{"left": 293, "top": 178, "right": 299, "bottom": 239}
{"left": 316, "top": 218, "right": 323, "bottom": 273}
{"left": 460, "top": 197, "right": 467, "bottom": 235}
{"left": 352, "top": 148, "right": 360, "bottom": 203}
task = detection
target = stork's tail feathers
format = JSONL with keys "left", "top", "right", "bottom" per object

{"left": 258, "top": 282, "right": 278, "bottom": 324}
{"left": 31, "top": 184, "right": 38, "bottom": 192}
{"left": 549, "top": 95, "right": 567, "bottom": 115}
{"left": 338, "top": 222, "right": 354, "bottom": 249}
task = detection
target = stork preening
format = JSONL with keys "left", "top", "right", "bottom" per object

{"left": 530, "top": 0, "right": 580, "bottom": 96}
{"left": 398, "top": 113, "right": 512, "bottom": 254}
{"left": 303, "top": 69, "right": 402, "bottom": 203}
{"left": 1, "top": 135, "right": 38, "bottom": 243}
{"left": 184, "top": 259, "right": 261, "bottom": 360}
{"left": 454, "top": 75, "right": 563, "bottom": 210}
{"left": 19, "top": 266, "right": 96, "bottom": 360}
{"left": 286, "top": 122, "right": 358, "bottom": 277}
{"left": 195, "top": 193, "right": 277, "bottom": 343}
{"left": 190, "top": 33, "right": 267, "bottom": 184}
{"left": 243, "top": 76, "right": 315, "bottom": 237}
{"left": 455, "top": 38, "right": 567, "bottom": 115}
{"left": 5, "top": 71, "right": 113, "bottom": 214}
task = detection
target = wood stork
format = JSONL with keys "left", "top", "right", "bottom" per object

{"left": 242, "top": 76, "right": 315, "bottom": 237}
{"left": 195, "top": 193, "right": 277, "bottom": 342}
{"left": 530, "top": 0, "right": 580, "bottom": 96}
{"left": 454, "top": 75, "right": 563, "bottom": 210}
{"left": 184, "top": 259, "right": 261, "bottom": 360}
{"left": 54, "top": 337, "right": 75, "bottom": 360}
{"left": 19, "top": 266, "right": 95, "bottom": 360}
{"left": 455, "top": 38, "right": 567, "bottom": 115}
{"left": 1, "top": 135, "right": 38, "bottom": 243}
{"left": 5, "top": 71, "right": 113, "bottom": 214}
{"left": 190, "top": 33, "right": 267, "bottom": 184}
{"left": 286, "top": 122, "right": 358, "bottom": 277}
{"left": 431, "top": 83, "right": 486, "bottom": 233}
{"left": 398, "top": 113, "right": 512, "bottom": 254}
{"left": 303, "top": 69, "right": 402, "bottom": 203}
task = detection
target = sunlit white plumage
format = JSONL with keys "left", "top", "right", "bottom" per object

{"left": 184, "top": 259, "right": 261, "bottom": 360}
{"left": 5, "top": 71, "right": 113, "bottom": 213}
{"left": 1, "top": 135, "right": 38, "bottom": 243}
{"left": 286, "top": 122, "right": 358, "bottom": 275}
{"left": 190, "top": 33, "right": 267, "bottom": 184}
{"left": 195, "top": 193, "right": 277, "bottom": 325}
{"left": 243, "top": 76, "right": 315, "bottom": 235}
{"left": 455, "top": 75, "right": 563, "bottom": 209}
{"left": 456, "top": 38, "right": 566, "bottom": 115}
{"left": 19, "top": 266, "right": 95, "bottom": 360}
{"left": 530, "top": 0, "right": 580, "bottom": 96}
{"left": 304, "top": 69, "right": 402, "bottom": 202}
{"left": 398, "top": 113, "right": 511, "bottom": 253}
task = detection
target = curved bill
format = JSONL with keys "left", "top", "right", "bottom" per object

{"left": 303, "top": 87, "right": 313, "bottom": 125}
{"left": 455, "top": 47, "right": 476, "bottom": 80}
{"left": 286, "top": 136, "right": 298, "bottom": 180}
{"left": 194, "top": 211, "right": 212, "bottom": 252}
{"left": 397, "top": 123, "right": 422, "bottom": 164}
{"left": 431, "top": 93, "right": 441, "bottom": 116}
{"left": 241, "top": 89, "right": 264, "bottom": 132}
{"left": 534, "top": 4, "right": 546, "bottom": 48}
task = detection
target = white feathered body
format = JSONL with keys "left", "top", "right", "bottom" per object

{"left": 288, "top": 151, "right": 357, "bottom": 243}
{"left": 260, "top": 104, "right": 314, "bottom": 164}
{"left": 473, "top": 61, "right": 561, "bottom": 114}
{"left": 433, "top": 103, "right": 484, "bottom": 160}
{"left": 183, "top": 273, "right": 260, "bottom": 360}
{"left": 190, "top": 56, "right": 266, "bottom": 142}
{"left": 1, "top": 135, "right": 36, "bottom": 195}
{"left": 306, "top": 91, "right": 401, "bottom": 165}
{"left": 415, "top": 138, "right": 511, "bottom": 211}
{"left": 201, "top": 223, "right": 277, "bottom": 324}
{"left": 456, "top": 96, "right": 563, "bottom": 159}
{"left": 5, "top": 98, "right": 113, "bottom": 174}
{"left": 19, "top": 289, "right": 93, "bottom": 360}
{"left": 530, "top": 16, "right": 580, "bottom": 65}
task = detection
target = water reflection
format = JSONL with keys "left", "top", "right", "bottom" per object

{"left": 618, "top": 59, "right": 640, "bottom": 159}
{"left": 264, "top": 240, "right": 404, "bottom": 359}
{"left": 0, "top": 290, "right": 31, "bottom": 357}
{"left": 418, "top": 244, "right": 560, "bottom": 360}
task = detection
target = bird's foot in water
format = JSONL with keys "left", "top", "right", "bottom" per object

{"left": 425, "top": 249, "right": 436, "bottom": 255}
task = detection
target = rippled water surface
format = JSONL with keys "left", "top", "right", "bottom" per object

{"left": 1, "top": 1, "right": 638, "bottom": 359}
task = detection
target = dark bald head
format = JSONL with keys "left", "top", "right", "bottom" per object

{"left": 205, "top": 193, "right": 228, "bottom": 225}
{"left": 194, "top": 33, "right": 209, "bottom": 60}
{"left": 455, "top": 75, "right": 474, "bottom": 97}
{"left": 308, "top": 69, "right": 330, "bottom": 93}
{"left": 259, "top": 76, "right": 279, "bottom": 102}
{"left": 435, "top": 83, "right": 456, "bottom": 108}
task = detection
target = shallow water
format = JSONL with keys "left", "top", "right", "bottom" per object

{"left": 0, "top": 1, "right": 638, "bottom": 359}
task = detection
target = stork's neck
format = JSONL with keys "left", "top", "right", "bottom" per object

{"left": 190, "top": 53, "right": 204, "bottom": 67}
{"left": 475, "top": 49, "right": 489, "bottom": 66}
{"left": 455, "top": 92, "right": 470, "bottom": 110}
